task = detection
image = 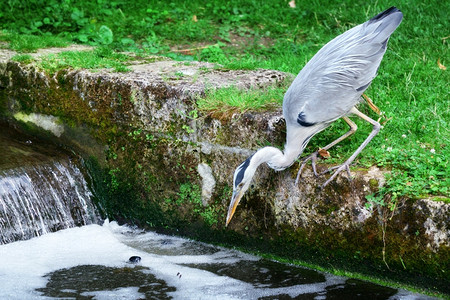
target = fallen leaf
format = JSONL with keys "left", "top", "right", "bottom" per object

{"left": 192, "top": 15, "right": 198, "bottom": 22}
{"left": 289, "top": 0, "right": 296, "bottom": 8}
{"left": 406, "top": 182, "right": 412, "bottom": 186}
{"left": 437, "top": 58, "right": 446, "bottom": 70}
{"left": 318, "top": 148, "right": 330, "bottom": 158}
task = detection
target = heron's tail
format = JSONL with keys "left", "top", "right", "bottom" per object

{"left": 364, "top": 7, "right": 403, "bottom": 45}
{"left": 369, "top": 7, "right": 402, "bottom": 23}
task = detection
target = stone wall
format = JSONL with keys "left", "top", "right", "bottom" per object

{"left": 0, "top": 48, "right": 448, "bottom": 293}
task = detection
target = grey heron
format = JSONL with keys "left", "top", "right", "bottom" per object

{"left": 226, "top": 7, "right": 403, "bottom": 226}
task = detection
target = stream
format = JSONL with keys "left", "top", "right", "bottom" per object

{"left": 0, "top": 124, "right": 436, "bottom": 299}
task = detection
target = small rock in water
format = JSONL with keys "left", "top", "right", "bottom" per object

{"left": 129, "top": 256, "right": 141, "bottom": 263}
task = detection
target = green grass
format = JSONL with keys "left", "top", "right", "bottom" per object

{"left": 0, "top": 31, "right": 70, "bottom": 52}
{"left": 37, "top": 47, "right": 130, "bottom": 74}
{"left": 11, "top": 54, "right": 34, "bottom": 63}
{"left": 0, "top": 0, "right": 448, "bottom": 201}
{"left": 198, "top": 85, "right": 287, "bottom": 118}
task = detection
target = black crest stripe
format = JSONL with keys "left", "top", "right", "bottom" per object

{"left": 235, "top": 155, "right": 252, "bottom": 187}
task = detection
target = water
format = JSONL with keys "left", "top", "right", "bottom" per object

{"left": 0, "top": 221, "right": 435, "bottom": 299}
{"left": 0, "top": 124, "right": 100, "bottom": 244}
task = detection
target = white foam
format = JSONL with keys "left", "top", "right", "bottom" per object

{"left": 0, "top": 222, "right": 128, "bottom": 299}
{"left": 0, "top": 220, "right": 305, "bottom": 299}
{"left": 81, "top": 287, "right": 144, "bottom": 300}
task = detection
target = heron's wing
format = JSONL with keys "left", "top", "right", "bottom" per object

{"left": 283, "top": 7, "right": 403, "bottom": 127}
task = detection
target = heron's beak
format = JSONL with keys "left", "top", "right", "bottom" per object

{"left": 226, "top": 187, "right": 244, "bottom": 226}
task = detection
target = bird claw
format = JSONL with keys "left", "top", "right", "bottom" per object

{"left": 321, "top": 162, "right": 352, "bottom": 188}
{"left": 295, "top": 152, "right": 319, "bottom": 185}
{"left": 295, "top": 153, "right": 354, "bottom": 188}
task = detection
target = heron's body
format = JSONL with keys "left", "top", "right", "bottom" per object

{"left": 227, "top": 7, "right": 403, "bottom": 226}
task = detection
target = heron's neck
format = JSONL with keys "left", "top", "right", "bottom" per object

{"left": 252, "top": 126, "right": 320, "bottom": 171}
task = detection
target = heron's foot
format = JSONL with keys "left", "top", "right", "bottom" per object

{"left": 321, "top": 162, "right": 353, "bottom": 188}
{"left": 295, "top": 152, "right": 319, "bottom": 185}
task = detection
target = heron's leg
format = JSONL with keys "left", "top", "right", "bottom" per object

{"left": 295, "top": 116, "right": 357, "bottom": 185}
{"left": 322, "top": 107, "right": 381, "bottom": 188}
{"left": 318, "top": 117, "right": 358, "bottom": 151}
{"left": 362, "top": 93, "right": 381, "bottom": 115}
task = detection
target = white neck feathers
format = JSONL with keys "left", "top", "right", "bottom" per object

{"left": 250, "top": 124, "right": 325, "bottom": 172}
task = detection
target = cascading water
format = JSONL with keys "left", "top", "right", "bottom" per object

{"left": 0, "top": 124, "right": 100, "bottom": 244}
{"left": 0, "top": 160, "right": 100, "bottom": 244}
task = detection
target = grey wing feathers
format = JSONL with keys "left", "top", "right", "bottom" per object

{"left": 283, "top": 7, "right": 403, "bottom": 127}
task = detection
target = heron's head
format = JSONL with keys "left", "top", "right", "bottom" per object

{"left": 226, "top": 155, "right": 255, "bottom": 226}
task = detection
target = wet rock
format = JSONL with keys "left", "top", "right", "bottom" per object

{"left": 129, "top": 256, "right": 141, "bottom": 263}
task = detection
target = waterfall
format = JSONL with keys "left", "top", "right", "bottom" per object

{"left": 0, "top": 125, "right": 100, "bottom": 244}
{"left": 0, "top": 160, "right": 100, "bottom": 244}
